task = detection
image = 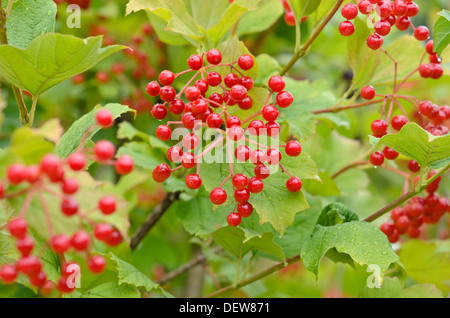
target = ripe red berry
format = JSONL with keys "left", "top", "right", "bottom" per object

{"left": 206, "top": 72, "right": 222, "bottom": 87}
{"left": 268, "top": 76, "right": 286, "bottom": 92}
{"left": 254, "top": 164, "right": 270, "bottom": 179}
{"left": 158, "top": 70, "right": 175, "bottom": 86}
{"left": 380, "top": 222, "right": 395, "bottom": 236}
{"left": 8, "top": 218, "right": 28, "bottom": 239}
{"left": 262, "top": 105, "right": 279, "bottom": 122}
{"left": 388, "top": 229, "right": 400, "bottom": 243}
{"left": 7, "top": 164, "right": 27, "bottom": 184}
{"left": 68, "top": 153, "right": 86, "bottom": 171}
{"left": 207, "top": 113, "right": 223, "bottom": 128}
{"left": 392, "top": 0, "right": 407, "bottom": 16}
{"left": 371, "top": 119, "right": 388, "bottom": 137}
{"left": 237, "top": 202, "right": 253, "bottom": 218}
{"left": 227, "top": 126, "right": 244, "bottom": 141}
{"left": 16, "top": 236, "right": 34, "bottom": 257}
{"left": 25, "top": 166, "right": 40, "bottom": 184}
{"left": 395, "top": 215, "right": 410, "bottom": 234}
{"left": 71, "top": 231, "right": 91, "bottom": 251}
{"left": 374, "top": 20, "right": 391, "bottom": 36}
{"left": 106, "top": 229, "right": 123, "bottom": 247}
{"left": 61, "top": 178, "right": 79, "bottom": 195}
{"left": 248, "top": 177, "right": 264, "bottom": 194}
{"left": 395, "top": 15, "right": 410, "bottom": 31}
{"left": 266, "top": 121, "right": 280, "bottom": 137}
{"left": 285, "top": 140, "right": 302, "bottom": 157}
{"left": 160, "top": 86, "right": 176, "bottom": 102}
{"left": 224, "top": 73, "right": 240, "bottom": 88}
{"left": 238, "top": 55, "right": 254, "bottom": 71}
{"left": 183, "top": 133, "right": 200, "bottom": 150}
{"left": 405, "top": 1, "right": 419, "bottom": 17}
{"left": 226, "top": 116, "right": 241, "bottom": 128}
{"left": 376, "top": 1, "right": 393, "bottom": 18}
{"left": 366, "top": 33, "right": 384, "bottom": 50}
{"left": 408, "top": 160, "right": 420, "bottom": 173}
{"left": 284, "top": 11, "right": 296, "bottom": 26}
{"left": 235, "top": 145, "right": 250, "bottom": 162}
{"left": 185, "top": 174, "right": 202, "bottom": 189}
{"left": 191, "top": 99, "right": 208, "bottom": 115}
{"left": 168, "top": 99, "right": 185, "bottom": 115}
{"left": 181, "top": 112, "right": 197, "bottom": 129}
{"left": 232, "top": 174, "right": 248, "bottom": 190}
{"left": 94, "top": 223, "right": 114, "bottom": 241}
{"left": 17, "top": 256, "right": 42, "bottom": 277}
{"left": 206, "top": 49, "right": 222, "bottom": 65}
{"left": 234, "top": 188, "right": 250, "bottom": 204}
{"left": 358, "top": 0, "right": 373, "bottom": 15}
{"left": 181, "top": 152, "right": 197, "bottom": 169}
{"left": 96, "top": 108, "right": 114, "bottom": 128}
{"left": 339, "top": 21, "right": 355, "bottom": 36}
{"left": 391, "top": 207, "right": 405, "bottom": 221}
{"left": 61, "top": 197, "right": 79, "bottom": 216}
{"left": 276, "top": 91, "right": 294, "bottom": 108}
{"left": 430, "top": 63, "right": 443, "bottom": 79}
{"left": 250, "top": 149, "right": 267, "bottom": 165}
{"left": 57, "top": 277, "right": 76, "bottom": 294}
{"left": 239, "top": 76, "right": 254, "bottom": 91}
{"left": 382, "top": 147, "right": 399, "bottom": 160}
{"left": 391, "top": 115, "right": 408, "bottom": 131}
{"left": 94, "top": 140, "right": 116, "bottom": 162}
{"left": 156, "top": 125, "right": 172, "bottom": 141}
{"left": 341, "top": 3, "right": 358, "bottom": 20}
{"left": 187, "top": 54, "right": 203, "bottom": 70}
{"left": 195, "top": 80, "right": 208, "bottom": 94}
{"left": 0, "top": 264, "right": 17, "bottom": 284}
{"left": 370, "top": 151, "right": 385, "bottom": 166}
{"left": 115, "top": 155, "right": 134, "bottom": 175}
{"left": 96, "top": 71, "right": 109, "bottom": 83}
{"left": 227, "top": 212, "right": 242, "bottom": 227}
{"left": 99, "top": 196, "right": 117, "bottom": 215}
{"left": 50, "top": 234, "right": 71, "bottom": 253}
{"left": 425, "top": 40, "right": 434, "bottom": 54}
{"left": 230, "top": 85, "right": 247, "bottom": 101}
{"left": 210, "top": 188, "right": 227, "bottom": 205}
{"left": 414, "top": 26, "right": 429, "bottom": 41}
{"left": 185, "top": 86, "right": 201, "bottom": 101}
{"left": 88, "top": 255, "right": 106, "bottom": 274}
{"left": 286, "top": 177, "right": 302, "bottom": 193}
{"left": 266, "top": 148, "right": 282, "bottom": 165}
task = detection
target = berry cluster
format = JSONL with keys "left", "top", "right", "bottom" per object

{"left": 418, "top": 40, "right": 444, "bottom": 80}
{"left": 339, "top": 1, "right": 429, "bottom": 50}
{"left": 0, "top": 109, "right": 134, "bottom": 295}
{"left": 147, "top": 49, "right": 303, "bottom": 227}
{"left": 380, "top": 172, "right": 449, "bottom": 243}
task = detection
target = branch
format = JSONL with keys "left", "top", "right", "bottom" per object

{"left": 130, "top": 191, "right": 181, "bottom": 250}
{"left": 313, "top": 99, "right": 384, "bottom": 114}
{"left": 279, "top": 0, "right": 344, "bottom": 76}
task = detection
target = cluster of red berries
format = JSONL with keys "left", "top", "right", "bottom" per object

{"left": 0, "top": 109, "right": 134, "bottom": 295}
{"left": 418, "top": 40, "right": 444, "bottom": 80}
{"left": 146, "top": 49, "right": 303, "bottom": 227}
{"left": 339, "top": 1, "right": 429, "bottom": 50}
{"left": 380, "top": 173, "right": 449, "bottom": 243}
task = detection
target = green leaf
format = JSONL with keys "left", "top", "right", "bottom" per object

{"left": 3, "top": 0, "right": 56, "bottom": 49}
{"left": 399, "top": 240, "right": 450, "bottom": 292}
{"left": 117, "top": 142, "right": 162, "bottom": 170}
{"left": 126, "top": 0, "right": 204, "bottom": 44}
{"left": 0, "top": 34, "right": 125, "bottom": 97}
{"left": 302, "top": 171, "right": 340, "bottom": 197}
{"left": 236, "top": 0, "right": 283, "bottom": 37}
{"left": 301, "top": 221, "right": 401, "bottom": 281}
{"left": 117, "top": 121, "right": 149, "bottom": 141}
{"left": 212, "top": 226, "right": 285, "bottom": 262}
{"left": 146, "top": 11, "right": 190, "bottom": 46}
{"left": 254, "top": 54, "right": 281, "bottom": 85}
{"left": 10, "top": 127, "right": 54, "bottom": 165}
{"left": 433, "top": 10, "right": 450, "bottom": 56}
{"left": 109, "top": 254, "right": 173, "bottom": 297}
{"left": 216, "top": 36, "right": 258, "bottom": 79}
{"left": 79, "top": 282, "right": 140, "bottom": 298}
{"left": 55, "top": 104, "right": 135, "bottom": 158}
{"left": 359, "top": 277, "right": 444, "bottom": 298}
{"left": 316, "top": 202, "right": 359, "bottom": 226}
{"left": 379, "top": 123, "right": 450, "bottom": 169}
{"left": 291, "top": 0, "right": 321, "bottom": 16}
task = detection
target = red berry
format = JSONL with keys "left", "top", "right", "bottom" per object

{"left": 191, "top": 99, "right": 208, "bottom": 115}
{"left": 237, "top": 202, "right": 253, "bottom": 218}
{"left": 376, "top": 1, "right": 393, "bottom": 18}
{"left": 239, "top": 76, "right": 254, "bottom": 91}
{"left": 380, "top": 222, "right": 395, "bottom": 236}
{"left": 341, "top": 3, "right": 358, "bottom": 20}
{"left": 182, "top": 112, "right": 197, "bottom": 129}
{"left": 254, "top": 164, "right": 270, "bottom": 179}
{"left": 391, "top": 207, "right": 405, "bottom": 221}
{"left": 160, "top": 86, "right": 176, "bottom": 102}
{"left": 0, "top": 264, "right": 17, "bottom": 284}
{"left": 183, "top": 133, "right": 200, "bottom": 150}
{"left": 61, "top": 197, "right": 79, "bottom": 216}
{"left": 68, "top": 153, "right": 86, "bottom": 171}
{"left": 235, "top": 145, "right": 250, "bottom": 162}
{"left": 238, "top": 55, "right": 254, "bottom": 71}
{"left": 185, "top": 86, "right": 201, "bottom": 101}
{"left": 367, "top": 33, "right": 384, "bottom": 50}
{"left": 392, "top": 0, "right": 407, "bottom": 16}
{"left": 207, "top": 113, "right": 223, "bottom": 128}
{"left": 374, "top": 20, "right": 391, "bottom": 36}
{"left": 210, "top": 188, "right": 227, "bottom": 205}
{"left": 168, "top": 99, "right": 185, "bottom": 115}
{"left": 209, "top": 93, "right": 224, "bottom": 107}
{"left": 414, "top": 26, "right": 429, "bottom": 41}
{"left": 94, "top": 223, "right": 114, "bottom": 241}
{"left": 106, "top": 229, "right": 123, "bottom": 247}
{"left": 391, "top": 115, "right": 408, "bottom": 130}
{"left": 230, "top": 85, "right": 247, "bottom": 101}
{"left": 358, "top": 1, "right": 373, "bottom": 15}
{"left": 195, "top": 79, "right": 209, "bottom": 94}
{"left": 248, "top": 177, "right": 263, "bottom": 194}
{"left": 115, "top": 155, "right": 134, "bottom": 175}
{"left": 206, "top": 49, "right": 222, "bottom": 65}
{"left": 248, "top": 120, "right": 264, "bottom": 136}
{"left": 369, "top": 151, "right": 385, "bottom": 166}
{"left": 158, "top": 70, "right": 175, "bottom": 86}
{"left": 268, "top": 76, "right": 286, "bottom": 92}
{"left": 267, "top": 148, "right": 282, "bottom": 165}
{"left": 227, "top": 212, "right": 242, "bottom": 227}
{"left": 224, "top": 73, "right": 240, "bottom": 88}
{"left": 88, "top": 255, "right": 106, "bottom": 274}
{"left": 405, "top": 1, "right": 419, "bottom": 17}
{"left": 187, "top": 54, "right": 203, "bottom": 70}
{"left": 156, "top": 125, "right": 172, "bottom": 141}
{"left": 395, "top": 215, "right": 410, "bottom": 234}
{"left": 25, "top": 165, "right": 40, "bottom": 184}
{"left": 61, "top": 178, "right": 79, "bottom": 195}
{"left": 234, "top": 188, "right": 250, "bottom": 203}
{"left": 266, "top": 121, "right": 281, "bottom": 137}
{"left": 250, "top": 149, "right": 267, "bottom": 165}
{"left": 7, "top": 164, "right": 27, "bottom": 184}
{"left": 232, "top": 174, "right": 248, "bottom": 190}
{"left": 276, "top": 91, "right": 293, "bottom": 108}
{"left": 430, "top": 63, "right": 443, "bottom": 79}
{"left": 238, "top": 96, "right": 253, "bottom": 110}
{"left": 388, "top": 229, "right": 400, "bottom": 243}
{"left": 286, "top": 177, "right": 302, "bottom": 193}
{"left": 371, "top": 119, "right": 388, "bottom": 137}
{"left": 284, "top": 11, "right": 296, "bottom": 26}
{"left": 185, "top": 174, "right": 202, "bottom": 190}
{"left": 16, "top": 236, "right": 34, "bottom": 257}
{"left": 407, "top": 227, "right": 420, "bottom": 238}
{"left": 71, "top": 231, "right": 91, "bottom": 251}
{"left": 425, "top": 40, "right": 434, "bottom": 54}
{"left": 17, "top": 256, "right": 42, "bottom": 277}
{"left": 96, "top": 71, "right": 109, "bottom": 83}
{"left": 181, "top": 152, "right": 197, "bottom": 169}
{"left": 285, "top": 140, "right": 302, "bottom": 157}
{"left": 408, "top": 160, "right": 420, "bottom": 173}
{"left": 227, "top": 126, "right": 244, "bottom": 141}
{"left": 382, "top": 147, "right": 399, "bottom": 160}
{"left": 226, "top": 116, "right": 241, "bottom": 128}
{"left": 94, "top": 140, "right": 116, "bottom": 161}
{"left": 339, "top": 21, "right": 355, "bottom": 36}
{"left": 262, "top": 105, "right": 279, "bottom": 122}
{"left": 395, "top": 15, "right": 410, "bottom": 31}
{"left": 40, "top": 280, "right": 54, "bottom": 297}
{"left": 96, "top": 108, "right": 114, "bottom": 128}
{"left": 50, "top": 234, "right": 71, "bottom": 253}
{"left": 206, "top": 72, "right": 222, "bottom": 87}
{"left": 99, "top": 196, "right": 117, "bottom": 215}
{"left": 8, "top": 218, "right": 28, "bottom": 239}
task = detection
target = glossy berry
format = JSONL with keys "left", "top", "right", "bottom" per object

{"left": 71, "top": 231, "right": 90, "bottom": 251}
{"left": 96, "top": 109, "right": 114, "bottom": 128}
{"left": 227, "top": 213, "right": 242, "bottom": 227}
{"left": 276, "top": 91, "right": 294, "bottom": 108}
{"left": 405, "top": 2, "right": 419, "bottom": 17}
{"left": 50, "top": 234, "right": 71, "bottom": 254}
{"left": 94, "top": 223, "right": 114, "bottom": 241}
{"left": 370, "top": 151, "right": 385, "bottom": 166}
{"left": 94, "top": 140, "right": 115, "bottom": 162}
{"left": 425, "top": 40, "right": 434, "bottom": 54}
{"left": 392, "top": 0, "right": 407, "bottom": 16}
{"left": 391, "top": 115, "right": 408, "bottom": 130}
{"left": 182, "top": 112, "right": 197, "bottom": 129}
{"left": 371, "top": 119, "right": 388, "bottom": 137}
{"left": 183, "top": 133, "right": 200, "bottom": 150}
{"left": 8, "top": 218, "right": 28, "bottom": 239}
{"left": 106, "top": 230, "right": 123, "bottom": 247}
{"left": 383, "top": 147, "right": 399, "bottom": 160}
{"left": 341, "top": 3, "right": 358, "bottom": 20}
{"left": 361, "top": 85, "right": 376, "bottom": 100}
{"left": 268, "top": 76, "right": 285, "bottom": 92}
{"left": 0, "top": 264, "right": 17, "bottom": 284}
{"left": 88, "top": 255, "right": 106, "bottom": 274}
{"left": 224, "top": 73, "right": 240, "bottom": 88}
{"left": 284, "top": 11, "right": 296, "bottom": 26}
{"left": 185, "top": 86, "right": 201, "bottom": 101}
{"left": 239, "top": 76, "right": 254, "bottom": 91}
{"left": 358, "top": 1, "right": 373, "bottom": 15}
{"left": 210, "top": 188, "right": 227, "bottom": 205}
{"left": 286, "top": 177, "right": 302, "bottom": 193}
{"left": 250, "top": 149, "right": 267, "bottom": 165}
{"left": 192, "top": 99, "right": 208, "bottom": 115}
{"left": 267, "top": 148, "right": 282, "bottom": 165}
{"left": 380, "top": 222, "right": 395, "bottom": 236}
{"left": 195, "top": 80, "right": 209, "bottom": 94}
{"left": 68, "top": 153, "right": 86, "bottom": 171}
{"left": 237, "top": 202, "right": 253, "bottom": 218}
{"left": 248, "top": 177, "right": 263, "bottom": 194}
{"left": 17, "top": 256, "right": 42, "bottom": 277}
{"left": 262, "top": 105, "right": 279, "bottom": 122}
{"left": 232, "top": 174, "right": 248, "bottom": 190}
{"left": 181, "top": 152, "right": 197, "bottom": 169}
{"left": 206, "top": 49, "right": 222, "bottom": 65}
{"left": 62, "top": 178, "right": 79, "bottom": 195}
{"left": 418, "top": 63, "right": 432, "bottom": 78}
{"left": 206, "top": 72, "right": 222, "bottom": 87}
{"left": 374, "top": 20, "right": 391, "bottom": 36}
{"left": 207, "top": 113, "right": 223, "bottom": 128}
{"left": 408, "top": 160, "right": 420, "bottom": 173}
{"left": 235, "top": 145, "right": 250, "bottom": 162}
{"left": 238, "top": 55, "right": 254, "bottom": 71}
{"left": 414, "top": 26, "right": 429, "bottom": 41}
{"left": 266, "top": 121, "right": 280, "bottom": 137}
{"left": 339, "top": 21, "right": 355, "bottom": 36}
{"left": 226, "top": 116, "right": 241, "bottom": 128}
{"left": 187, "top": 54, "right": 203, "bottom": 70}
{"left": 234, "top": 188, "right": 250, "bottom": 203}
{"left": 366, "top": 34, "right": 383, "bottom": 50}
{"left": 227, "top": 126, "right": 244, "bottom": 141}
{"left": 377, "top": 1, "right": 393, "bottom": 18}
{"left": 285, "top": 140, "right": 302, "bottom": 157}
{"left": 160, "top": 86, "right": 176, "bottom": 102}
{"left": 185, "top": 174, "right": 202, "bottom": 189}
{"left": 61, "top": 197, "right": 79, "bottom": 216}
{"left": 115, "top": 155, "right": 134, "bottom": 175}
{"left": 152, "top": 104, "right": 168, "bottom": 120}
{"left": 7, "top": 164, "right": 27, "bottom": 184}
{"left": 169, "top": 99, "right": 185, "bottom": 115}
{"left": 16, "top": 236, "right": 34, "bottom": 257}
{"left": 156, "top": 125, "right": 172, "bottom": 141}
{"left": 99, "top": 196, "right": 117, "bottom": 215}
{"left": 158, "top": 70, "right": 175, "bottom": 86}
{"left": 395, "top": 15, "right": 410, "bottom": 31}
{"left": 254, "top": 164, "right": 270, "bottom": 179}
{"left": 30, "top": 272, "right": 47, "bottom": 287}
{"left": 395, "top": 215, "right": 410, "bottom": 234}
{"left": 57, "top": 277, "right": 75, "bottom": 294}
{"left": 230, "top": 85, "right": 247, "bottom": 101}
